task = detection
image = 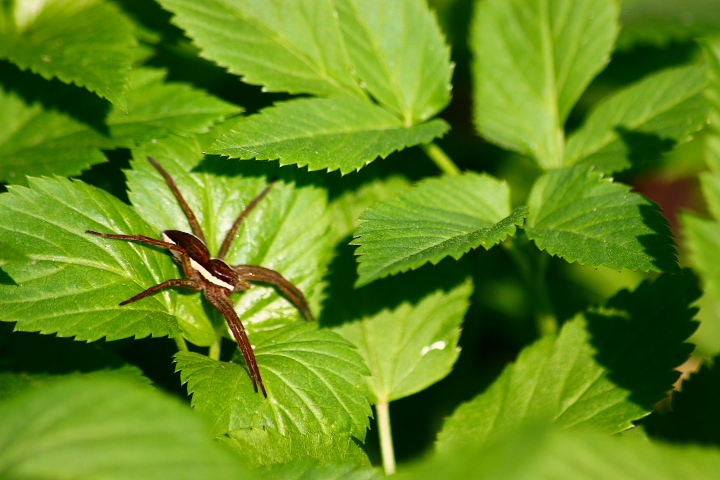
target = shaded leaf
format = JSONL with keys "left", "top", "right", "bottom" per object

{"left": 0, "top": 67, "right": 238, "bottom": 182}
{"left": 0, "top": 177, "right": 180, "bottom": 341}
{"left": 525, "top": 165, "right": 677, "bottom": 272}
{"left": 209, "top": 98, "right": 449, "bottom": 174}
{"left": 176, "top": 323, "right": 371, "bottom": 439}
{"left": 0, "top": 0, "right": 137, "bottom": 109}
{"left": 222, "top": 428, "right": 370, "bottom": 469}
{"left": 436, "top": 273, "right": 698, "bottom": 450}
{"left": 0, "top": 375, "right": 251, "bottom": 479}
{"left": 335, "top": 0, "right": 453, "bottom": 124}
{"left": 564, "top": 65, "right": 709, "bottom": 173}
{"left": 353, "top": 172, "right": 526, "bottom": 287}
{"left": 128, "top": 135, "right": 331, "bottom": 331}
{"left": 157, "top": 0, "right": 363, "bottom": 98}
{"left": 470, "top": 0, "right": 619, "bottom": 168}
{"left": 334, "top": 279, "right": 472, "bottom": 403}
{"left": 645, "top": 357, "right": 720, "bottom": 446}
{"left": 399, "top": 425, "right": 720, "bottom": 480}
{"left": 107, "top": 67, "right": 240, "bottom": 145}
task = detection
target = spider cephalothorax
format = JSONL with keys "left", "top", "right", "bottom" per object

{"left": 87, "top": 157, "right": 312, "bottom": 397}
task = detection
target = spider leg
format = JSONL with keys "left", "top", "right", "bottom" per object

{"left": 147, "top": 156, "right": 206, "bottom": 245}
{"left": 217, "top": 181, "right": 275, "bottom": 261}
{"left": 233, "top": 265, "right": 313, "bottom": 321}
{"left": 119, "top": 278, "right": 201, "bottom": 305}
{"left": 86, "top": 230, "right": 187, "bottom": 256}
{"left": 205, "top": 290, "right": 267, "bottom": 397}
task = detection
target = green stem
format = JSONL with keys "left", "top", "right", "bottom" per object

{"left": 174, "top": 335, "right": 189, "bottom": 352}
{"left": 532, "top": 253, "right": 557, "bottom": 335}
{"left": 208, "top": 335, "right": 221, "bottom": 360}
{"left": 421, "top": 142, "right": 461, "bottom": 176}
{"left": 376, "top": 401, "right": 396, "bottom": 475}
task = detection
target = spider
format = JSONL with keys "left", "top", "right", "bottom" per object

{"left": 87, "top": 156, "right": 312, "bottom": 397}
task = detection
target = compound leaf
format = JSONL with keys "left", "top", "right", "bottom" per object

{"left": 0, "top": 0, "right": 137, "bottom": 109}
{"left": 564, "top": 65, "right": 709, "bottom": 173}
{"left": 353, "top": 172, "right": 526, "bottom": 287}
{"left": 525, "top": 165, "right": 677, "bottom": 272}
{"left": 209, "top": 98, "right": 449, "bottom": 174}
{"left": 334, "top": 279, "right": 472, "bottom": 403}
{"left": 0, "top": 375, "right": 250, "bottom": 479}
{"left": 436, "top": 273, "right": 698, "bottom": 450}
{"left": 157, "top": 0, "right": 363, "bottom": 98}
{"left": 470, "top": 0, "right": 619, "bottom": 169}
{"left": 335, "top": 0, "right": 453, "bottom": 124}
{"left": 176, "top": 323, "right": 371, "bottom": 439}
{"left": 0, "top": 177, "right": 180, "bottom": 341}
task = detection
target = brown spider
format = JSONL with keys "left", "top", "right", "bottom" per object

{"left": 87, "top": 156, "right": 312, "bottom": 397}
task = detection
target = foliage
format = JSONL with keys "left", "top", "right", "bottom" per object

{"left": 1, "top": 0, "right": 720, "bottom": 477}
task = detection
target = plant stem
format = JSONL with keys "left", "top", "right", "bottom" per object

{"left": 532, "top": 253, "right": 558, "bottom": 335}
{"left": 421, "top": 142, "right": 461, "bottom": 176}
{"left": 174, "top": 335, "right": 189, "bottom": 352}
{"left": 208, "top": 335, "right": 221, "bottom": 360}
{"left": 376, "top": 401, "right": 396, "bottom": 475}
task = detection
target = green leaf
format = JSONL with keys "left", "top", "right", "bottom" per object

{"left": 0, "top": 375, "right": 251, "bottom": 479}
{"left": 0, "top": 177, "right": 180, "bottom": 341}
{"left": 564, "top": 65, "right": 709, "bottom": 173}
{"left": 353, "top": 172, "right": 527, "bottom": 287}
{"left": 681, "top": 214, "right": 720, "bottom": 299}
{"left": 175, "top": 323, "right": 371, "bottom": 439}
{"left": 209, "top": 98, "right": 449, "bottom": 174}
{"left": 398, "top": 425, "right": 720, "bottom": 480}
{"left": 128, "top": 135, "right": 331, "bottom": 331}
{"left": 0, "top": 83, "right": 110, "bottom": 182}
{"left": 328, "top": 173, "right": 412, "bottom": 246}
{"left": 107, "top": 67, "right": 240, "bottom": 145}
{"left": 470, "top": 0, "right": 619, "bottom": 169}
{"left": 524, "top": 165, "right": 677, "bottom": 272}
{"left": 335, "top": 0, "right": 453, "bottom": 124}
{"left": 0, "top": 66, "right": 238, "bottom": 183}
{"left": 156, "top": 0, "right": 363, "bottom": 98}
{"left": 0, "top": 241, "right": 26, "bottom": 266}
{"left": 222, "top": 428, "right": 370, "bottom": 469}
{"left": 334, "top": 279, "right": 472, "bottom": 403}
{"left": 645, "top": 356, "right": 720, "bottom": 445}
{"left": 0, "top": 0, "right": 137, "bottom": 109}
{"left": 436, "top": 273, "right": 698, "bottom": 450}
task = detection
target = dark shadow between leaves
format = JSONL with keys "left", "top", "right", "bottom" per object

{"left": 617, "top": 127, "right": 677, "bottom": 170}
{"left": 642, "top": 356, "right": 720, "bottom": 447}
{"left": 637, "top": 203, "right": 680, "bottom": 272}
{"left": 584, "top": 271, "right": 699, "bottom": 410}
{"left": 0, "top": 60, "right": 110, "bottom": 135}
{"left": 319, "top": 238, "right": 470, "bottom": 328}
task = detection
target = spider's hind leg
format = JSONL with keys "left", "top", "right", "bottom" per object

{"left": 233, "top": 265, "right": 313, "bottom": 321}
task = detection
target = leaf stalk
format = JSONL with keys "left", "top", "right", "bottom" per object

{"left": 376, "top": 401, "right": 396, "bottom": 475}
{"left": 421, "top": 142, "right": 461, "bottom": 176}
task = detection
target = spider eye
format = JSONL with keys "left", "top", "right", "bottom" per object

{"left": 207, "top": 260, "right": 238, "bottom": 286}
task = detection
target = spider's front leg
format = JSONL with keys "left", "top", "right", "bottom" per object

{"left": 86, "top": 230, "right": 187, "bottom": 256}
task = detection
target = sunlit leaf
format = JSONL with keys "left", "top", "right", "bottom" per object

{"left": 0, "top": 0, "right": 137, "bottom": 109}
{"left": 470, "top": 0, "right": 619, "bottom": 168}
{"left": 334, "top": 279, "right": 472, "bottom": 403}
{"left": 436, "top": 273, "right": 698, "bottom": 450}
{"left": 157, "top": 0, "right": 363, "bottom": 98}
{"left": 525, "top": 165, "right": 677, "bottom": 272}
{"left": 564, "top": 65, "right": 709, "bottom": 173}
{"left": 176, "top": 323, "right": 371, "bottom": 439}
{"left": 209, "top": 98, "right": 449, "bottom": 174}
{"left": 353, "top": 172, "right": 526, "bottom": 287}
{"left": 335, "top": 0, "right": 453, "bottom": 124}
